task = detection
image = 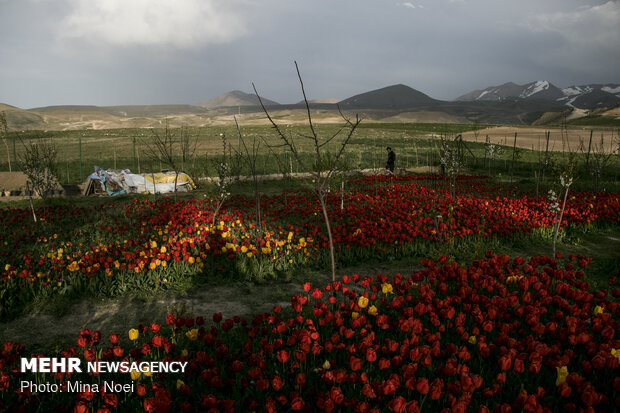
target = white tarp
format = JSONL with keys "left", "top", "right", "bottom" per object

{"left": 88, "top": 167, "right": 195, "bottom": 195}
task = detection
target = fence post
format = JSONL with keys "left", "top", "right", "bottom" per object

{"left": 510, "top": 132, "right": 517, "bottom": 185}
{"left": 542, "top": 131, "right": 550, "bottom": 182}
{"left": 79, "top": 135, "right": 83, "bottom": 182}
{"left": 585, "top": 129, "right": 593, "bottom": 174}
{"left": 401, "top": 134, "right": 405, "bottom": 168}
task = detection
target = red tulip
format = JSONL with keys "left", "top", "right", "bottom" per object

{"left": 416, "top": 378, "right": 429, "bottom": 395}
{"left": 276, "top": 350, "right": 290, "bottom": 364}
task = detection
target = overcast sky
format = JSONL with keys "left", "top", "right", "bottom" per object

{"left": 1, "top": 0, "right": 619, "bottom": 108}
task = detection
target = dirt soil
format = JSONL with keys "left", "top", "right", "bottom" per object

{"left": 460, "top": 126, "right": 617, "bottom": 152}
{"left": 0, "top": 172, "right": 29, "bottom": 191}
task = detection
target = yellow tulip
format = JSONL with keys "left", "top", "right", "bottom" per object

{"left": 381, "top": 283, "right": 393, "bottom": 294}
{"left": 368, "top": 305, "right": 378, "bottom": 316}
{"left": 468, "top": 335, "right": 477, "bottom": 345}
{"left": 556, "top": 366, "right": 568, "bottom": 386}
{"left": 130, "top": 371, "right": 141, "bottom": 380}
{"left": 128, "top": 328, "right": 139, "bottom": 341}
{"left": 358, "top": 296, "right": 369, "bottom": 309}
{"left": 186, "top": 329, "right": 199, "bottom": 341}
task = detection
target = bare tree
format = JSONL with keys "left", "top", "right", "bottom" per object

{"left": 209, "top": 133, "right": 239, "bottom": 224}
{"left": 0, "top": 112, "right": 10, "bottom": 172}
{"left": 589, "top": 133, "right": 616, "bottom": 191}
{"left": 439, "top": 136, "right": 464, "bottom": 199}
{"left": 550, "top": 165, "right": 574, "bottom": 256}
{"left": 180, "top": 125, "right": 198, "bottom": 175}
{"left": 549, "top": 143, "right": 578, "bottom": 256}
{"left": 141, "top": 119, "right": 182, "bottom": 199}
{"left": 233, "top": 117, "right": 265, "bottom": 277}
{"left": 17, "top": 133, "right": 59, "bottom": 201}
{"left": 253, "top": 61, "right": 362, "bottom": 282}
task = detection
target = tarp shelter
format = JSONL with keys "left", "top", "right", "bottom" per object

{"left": 83, "top": 167, "right": 196, "bottom": 196}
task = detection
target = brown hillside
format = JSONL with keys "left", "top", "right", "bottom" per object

{"left": 0, "top": 104, "right": 47, "bottom": 131}
{"left": 198, "top": 91, "right": 279, "bottom": 108}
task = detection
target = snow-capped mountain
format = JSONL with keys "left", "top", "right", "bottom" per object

{"left": 456, "top": 81, "right": 564, "bottom": 102}
{"left": 456, "top": 81, "right": 620, "bottom": 109}
{"left": 559, "top": 84, "right": 620, "bottom": 108}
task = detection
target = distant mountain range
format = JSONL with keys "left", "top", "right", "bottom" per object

{"left": 456, "top": 80, "right": 620, "bottom": 109}
{"left": 197, "top": 81, "right": 620, "bottom": 111}
{"left": 1, "top": 80, "right": 619, "bottom": 131}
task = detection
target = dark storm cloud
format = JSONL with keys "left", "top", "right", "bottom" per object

{"left": 0, "top": 0, "right": 618, "bottom": 108}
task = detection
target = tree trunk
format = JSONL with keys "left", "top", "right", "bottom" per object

{"left": 552, "top": 186, "right": 570, "bottom": 255}
{"left": 319, "top": 193, "right": 336, "bottom": 282}
{"left": 27, "top": 182, "right": 37, "bottom": 222}
{"left": 174, "top": 170, "right": 179, "bottom": 201}
{"left": 255, "top": 177, "right": 263, "bottom": 276}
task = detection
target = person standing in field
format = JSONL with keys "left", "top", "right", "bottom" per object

{"left": 385, "top": 147, "right": 395, "bottom": 174}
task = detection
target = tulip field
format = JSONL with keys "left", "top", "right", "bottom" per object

{"left": 1, "top": 173, "right": 619, "bottom": 412}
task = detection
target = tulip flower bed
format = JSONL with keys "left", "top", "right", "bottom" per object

{"left": 1, "top": 252, "right": 618, "bottom": 412}
{"left": 1, "top": 175, "right": 619, "bottom": 318}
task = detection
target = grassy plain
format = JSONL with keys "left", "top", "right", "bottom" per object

{"left": 0, "top": 122, "right": 618, "bottom": 189}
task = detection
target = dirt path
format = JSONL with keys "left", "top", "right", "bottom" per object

{"left": 0, "top": 261, "right": 418, "bottom": 353}
{"left": 460, "top": 126, "right": 618, "bottom": 152}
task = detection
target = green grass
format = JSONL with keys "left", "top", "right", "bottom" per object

{"left": 1, "top": 123, "right": 618, "bottom": 192}
{"left": 567, "top": 116, "right": 620, "bottom": 127}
